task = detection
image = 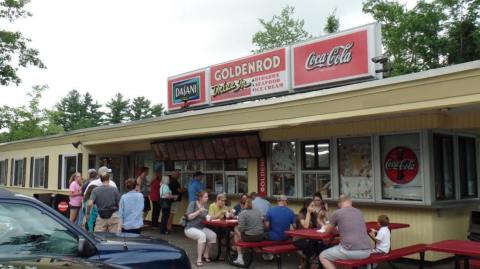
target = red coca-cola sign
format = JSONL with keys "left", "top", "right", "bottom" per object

{"left": 384, "top": 147, "right": 418, "bottom": 184}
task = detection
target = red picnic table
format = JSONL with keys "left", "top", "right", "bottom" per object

{"left": 202, "top": 219, "right": 239, "bottom": 261}
{"left": 427, "top": 240, "right": 480, "bottom": 269}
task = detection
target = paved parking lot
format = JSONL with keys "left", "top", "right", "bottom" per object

{"left": 142, "top": 226, "right": 455, "bottom": 269}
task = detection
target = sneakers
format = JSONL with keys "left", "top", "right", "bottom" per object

{"left": 233, "top": 257, "right": 245, "bottom": 265}
{"left": 262, "top": 253, "right": 274, "bottom": 261}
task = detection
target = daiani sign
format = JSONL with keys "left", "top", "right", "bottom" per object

{"left": 166, "top": 23, "right": 381, "bottom": 111}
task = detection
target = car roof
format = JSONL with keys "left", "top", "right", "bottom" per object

{"left": 0, "top": 188, "right": 14, "bottom": 198}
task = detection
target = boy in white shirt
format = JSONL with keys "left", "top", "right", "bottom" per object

{"left": 369, "top": 214, "right": 391, "bottom": 254}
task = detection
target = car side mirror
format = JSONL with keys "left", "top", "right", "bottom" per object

{"left": 78, "top": 237, "right": 96, "bottom": 257}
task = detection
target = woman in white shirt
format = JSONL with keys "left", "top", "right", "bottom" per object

{"left": 159, "top": 175, "right": 175, "bottom": 234}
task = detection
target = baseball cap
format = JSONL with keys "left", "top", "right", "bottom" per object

{"left": 87, "top": 168, "right": 97, "bottom": 174}
{"left": 277, "top": 194, "right": 288, "bottom": 201}
{"left": 98, "top": 166, "right": 112, "bottom": 175}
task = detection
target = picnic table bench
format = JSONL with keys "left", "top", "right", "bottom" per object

{"left": 426, "top": 240, "right": 480, "bottom": 269}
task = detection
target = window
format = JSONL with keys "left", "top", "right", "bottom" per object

{"left": 0, "top": 160, "right": 6, "bottom": 185}
{"left": 303, "top": 173, "right": 331, "bottom": 198}
{"left": 301, "top": 141, "right": 330, "bottom": 170}
{"left": 32, "top": 157, "right": 46, "bottom": 188}
{"left": 433, "top": 134, "right": 455, "bottom": 200}
{"left": 338, "top": 137, "right": 373, "bottom": 199}
{"left": 0, "top": 203, "right": 77, "bottom": 257}
{"left": 270, "top": 142, "right": 296, "bottom": 196}
{"left": 62, "top": 155, "right": 77, "bottom": 189}
{"left": 459, "top": 136, "right": 478, "bottom": 199}
{"left": 380, "top": 133, "right": 423, "bottom": 202}
{"left": 13, "top": 159, "right": 25, "bottom": 186}
{"left": 225, "top": 160, "right": 248, "bottom": 195}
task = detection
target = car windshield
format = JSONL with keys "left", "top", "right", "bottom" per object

{"left": 0, "top": 203, "right": 78, "bottom": 257}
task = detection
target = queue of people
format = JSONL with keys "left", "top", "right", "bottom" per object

{"left": 68, "top": 167, "right": 391, "bottom": 269}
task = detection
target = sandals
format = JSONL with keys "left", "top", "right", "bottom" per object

{"left": 202, "top": 257, "right": 212, "bottom": 263}
{"left": 195, "top": 261, "right": 204, "bottom": 267}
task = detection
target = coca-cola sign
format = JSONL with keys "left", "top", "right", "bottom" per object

{"left": 384, "top": 147, "right": 419, "bottom": 184}
{"left": 292, "top": 23, "right": 381, "bottom": 89}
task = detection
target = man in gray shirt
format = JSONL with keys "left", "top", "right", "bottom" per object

{"left": 87, "top": 172, "right": 121, "bottom": 233}
{"left": 250, "top": 192, "right": 271, "bottom": 217}
{"left": 320, "top": 195, "right": 371, "bottom": 269}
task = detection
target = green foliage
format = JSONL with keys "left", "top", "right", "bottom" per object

{"left": 106, "top": 93, "right": 130, "bottom": 124}
{"left": 363, "top": 0, "right": 480, "bottom": 76}
{"left": 252, "top": 6, "right": 311, "bottom": 53}
{"left": 52, "top": 90, "right": 103, "bottom": 131}
{"left": 324, "top": 9, "right": 340, "bottom": 34}
{"left": 150, "top": 103, "right": 164, "bottom": 118}
{"left": 130, "top": 96, "right": 151, "bottom": 121}
{"left": 0, "top": 0, "right": 45, "bottom": 86}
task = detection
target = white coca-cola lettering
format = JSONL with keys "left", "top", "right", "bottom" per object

{"left": 304, "top": 43, "right": 354, "bottom": 71}
{"left": 384, "top": 159, "right": 416, "bottom": 170}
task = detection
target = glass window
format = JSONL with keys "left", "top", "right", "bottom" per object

{"left": 225, "top": 174, "right": 248, "bottom": 194}
{"left": 380, "top": 133, "right": 423, "bottom": 202}
{"left": 225, "top": 159, "right": 248, "bottom": 171}
{"left": 63, "top": 156, "right": 77, "bottom": 189}
{"left": 206, "top": 173, "right": 224, "bottom": 193}
{"left": 270, "top": 142, "right": 296, "bottom": 196}
{"left": 301, "top": 141, "right": 330, "bottom": 170}
{"left": 0, "top": 203, "right": 77, "bottom": 257}
{"left": 13, "top": 159, "right": 25, "bottom": 186}
{"left": 206, "top": 160, "right": 223, "bottom": 171}
{"left": 459, "top": 137, "right": 478, "bottom": 199}
{"left": 33, "top": 158, "right": 46, "bottom": 188}
{"left": 303, "top": 173, "right": 331, "bottom": 198}
{"left": 338, "top": 137, "right": 373, "bottom": 199}
{"left": 433, "top": 134, "right": 455, "bottom": 200}
{"left": 0, "top": 161, "right": 6, "bottom": 185}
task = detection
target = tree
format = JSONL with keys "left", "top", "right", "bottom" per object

{"left": 129, "top": 96, "right": 152, "bottom": 121}
{"left": 324, "top": 9, "right": 340, "bottom": 34}
{"left": 150, "top": 103, "right": 164, "bottom": 118}
{"left": 0, "top": 85, "right": 62, "bottom": 142}
{"left": 0, "top": 0, "right": 45, "bottom": 86}
{"left": 106, "top": 93, "right": 130, "bottom": 124}
{"left": 363, "top": 0, "right": 480, "bottom": 76}
{"left": 252, "top": 6, "right": 311, "bottom": 53}
{"left": 52, "top": 90, "right": 103, "bottom": 131}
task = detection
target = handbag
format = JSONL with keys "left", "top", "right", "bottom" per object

{"left": 159, "top": 198, "right": 172, "bottom": 208}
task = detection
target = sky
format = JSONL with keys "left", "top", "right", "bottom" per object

{"left": 1, "top": 0, "right": 417, "bottom": 110}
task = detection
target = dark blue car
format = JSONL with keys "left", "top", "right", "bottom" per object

{"left": 0, "top": 188, "right": 191, "bottom": 269}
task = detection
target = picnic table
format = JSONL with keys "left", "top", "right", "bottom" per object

{"left": 427, "top": 240, "right": 480, "bottom": 269}
{"left": 202, "top": 219, "right": 239, "bottom": 261}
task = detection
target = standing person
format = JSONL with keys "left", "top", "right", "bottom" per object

{"left": 118, "top": 178, "right": 144, "bottom": 234}
{"left": 149, "top": 171, "right": 161, "bottom": 227}
{"left": 69, "top": 172, "right": 83, "bottom": 223}
{"left": 250, "top": 192, "right": 271, "bottom": 218}
{"left": 159, "top": 175, "right": 176, "bottom": 234}
{"left": 168, "top": 169, "right": 184, "bottom": 233}
{"left": 85, "top": 166, "right": 117, "bottom": 190}
{"left": 87, "top": 172, "right": 121, "bottom": 233}
{"left": 83, "top": 185, "right": 98, "bottom": 232}
{"left": 319, "top": 195, "right": 371, "bottom": 269}
{"left": 188, "top": 171, "right": 205, "bottom": 203}
{"left": 184, "top": 191, "right": 217, "bottom": 267}
{"left": 82, "top": 169, "right": 97, "bottom": 195}
{"left": 135, "top": 167, "right": 151, "bottom": 220}
{"left": 232, "top": 197, "right": 265, "bottom": 266}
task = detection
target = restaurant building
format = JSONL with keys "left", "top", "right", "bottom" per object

{"left": 1, "top": 23, "right": 479, "bottom": 261}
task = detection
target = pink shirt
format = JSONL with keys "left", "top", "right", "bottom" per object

{"left": 69, "top": 181, "right": 82, "bottom": 207}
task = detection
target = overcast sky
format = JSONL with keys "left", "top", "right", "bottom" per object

{"left": 1, "top": 0, "right": 416, "bottom": 110}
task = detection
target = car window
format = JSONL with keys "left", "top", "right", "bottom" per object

{"left": 0, "top": 203, "right": 78, "bottom": 257}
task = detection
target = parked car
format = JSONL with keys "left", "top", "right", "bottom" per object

{"left": 0, "top": 256, "right": 130, "bottom": 269}
{"left": 0, "top": 188, "right": 191, "bottom": 269}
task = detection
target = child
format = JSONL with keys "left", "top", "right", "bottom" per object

{"left": 369, "top": 214, "right": 391, "bottom": 254}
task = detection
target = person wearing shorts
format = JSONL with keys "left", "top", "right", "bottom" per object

{"left": 87, "top": 172, "right": 121, "bottom": 233}
{"left": 319, "top": 195, "right": 371, "bottom": 269}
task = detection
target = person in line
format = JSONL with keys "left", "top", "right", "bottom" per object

{"left": 83, "top": 185, "right": 98, "bottom": 232}
{"left": 118, "top": 178, "right": 144, "bottom": 234}
{"left": 68, "top": 172, "right": 83, "bottom": 223}
{"left": 185, "top": 191, "right": 217, "bottom": 267}
{"left": 233, "top": 197, "right": 265, "bottom": 266}
{"left": 85, "top": 166, "right": 117, "bottom": 190}
{"left": 208, "top": 193, "right": 229, "bottom": 220}
{"left": 264, "top": 195, "right": 296, "bottom": 260}
{"left": 250, "top": 192, "right": 271, "bottom": 218}
{"left": 82, "top": 169, "right": 97, "bottom": 195}
{"left": 188, "top": 171, "right": 205, "bottom": 203}
{"left": 150, "top": 170, "right": 161, "bottom": 227}
{"left": 135, "top": 166, "right": 151, "bottom": 220}
{"left": 319, "top": 195, "right": 371, "bottom": 269}
{"left": 159, "top": 175, "right": 176, "bottom": 234}
{"left": 233, "top": 193, "right": 248, "bottom": 217}
{"left": 87, "top": 171, "right": 121, "bottom": 233}
{"left": 168, "top": 169, "right": 185, "bottom": 232}
{"left": 369, "top": 214, "right": 390, "bottom": 254}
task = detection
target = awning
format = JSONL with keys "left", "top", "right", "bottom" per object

{"left": 151, "top": 134, "right": 263, "bottom": 161}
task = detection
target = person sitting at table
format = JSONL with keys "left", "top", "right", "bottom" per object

{"left": 208, "top": 193, "right": 229, "bottom": 220}
{"left": 250, "top": 192, "right": 271, "bottom": 218}
{"left": 319, "top": 195, "right": 371, "bottom": 269}
{"left": 294, "top": 199, "right": 318, "bottom": 268}
{"left": 369, "top": 214, "right": 390, "bottom": 254}
{"left": 233, "top": 197, "right": 265, "bottom": 266}
{"left": 313, "top": 191, "right": 329, "bottom": 213}
{"left": 233, "top": 193, "right": 248, "bottom": 216}
{"left": 185, "top": 191, "right": 217, "bottom": 267}
{"left": 264, "top": 194, "right": 296, "bottom": 260}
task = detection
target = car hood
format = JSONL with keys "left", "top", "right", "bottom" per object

{"left": 94, "top": 232, "right": 181, "bottom": 251}
{"left": 0, "top": 256, "right": 129, "bottom": 269}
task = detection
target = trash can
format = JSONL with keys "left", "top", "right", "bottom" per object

{"left": 33, "top": 193, "right": 53, "bottom": 207}
{"left": 51, "top": 193, "right": 70, "bottom": 218}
